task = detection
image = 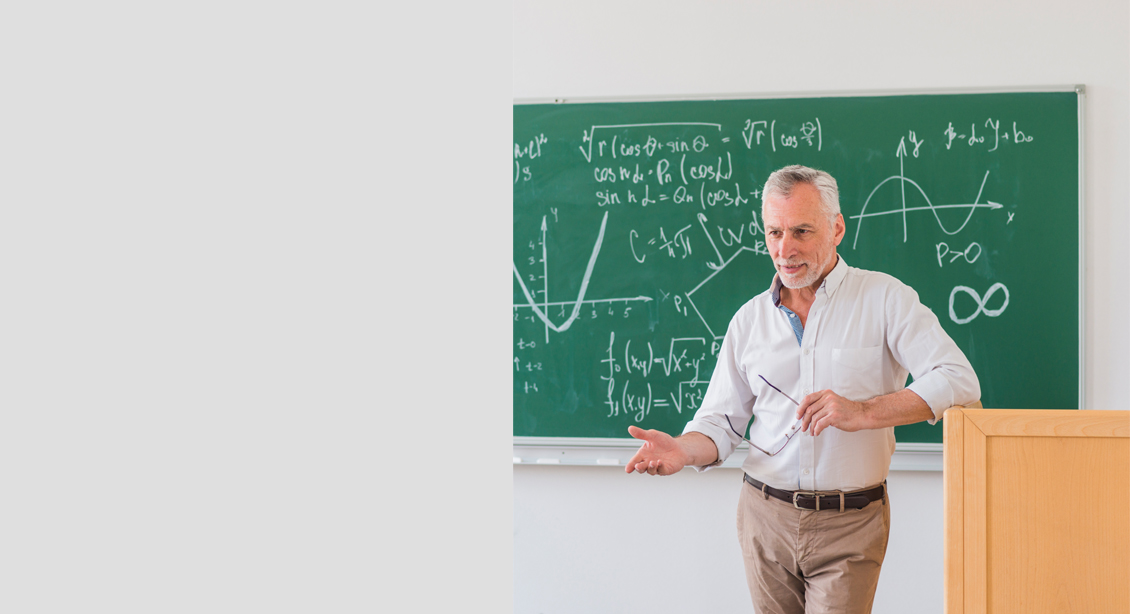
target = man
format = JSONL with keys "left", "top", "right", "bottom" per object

{"left": 625, "top": 165, "right": 980, "bottom": 614}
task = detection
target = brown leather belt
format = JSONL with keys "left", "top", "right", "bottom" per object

{"left": 744, "top": 474, "right": 885, "bottom": 512}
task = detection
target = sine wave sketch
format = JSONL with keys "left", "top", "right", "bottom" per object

{"left": 851, "top": 137, "right": 1004, "bottom": 249}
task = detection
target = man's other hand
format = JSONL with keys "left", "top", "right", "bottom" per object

{"left": 796, "top": 390, "right": 868, "bottom": 436}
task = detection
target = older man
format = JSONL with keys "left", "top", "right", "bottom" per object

{"left": 625, "top": 165, "right": 980, "bottom": 614}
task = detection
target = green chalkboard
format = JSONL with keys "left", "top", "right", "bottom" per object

{"left": 513, "top": 89, "right": 1081, "bottom": 444}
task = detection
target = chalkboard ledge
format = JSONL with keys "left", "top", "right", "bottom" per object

{"left": 513, "top": 438, "right": 943, "bottom": 472}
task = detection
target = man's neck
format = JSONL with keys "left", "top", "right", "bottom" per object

{"left": 779, "top": 286, "right": 817, "bottom": 318}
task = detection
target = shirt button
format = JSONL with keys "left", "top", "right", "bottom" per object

{"left": 804, "top": 389, "right": 810, "bottom": 395}
{"left": 804, "top": 348, "right": 810, "bottom": 355}
{"left": 803, "top": 469, "right": 811, "bottom": 475}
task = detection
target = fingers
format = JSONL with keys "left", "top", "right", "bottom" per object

{"left": 804, "top": 411, "right": 819, "bottom": 435}
{"left": 805, "top": 398, "right": 836, "bottom": 436}
{"left": 801, "top": 410, "right": 830, "bottom": 436}
{"left": 797, "top": 393, "right": 820, "bottom": 433}
{"left": 810, "top": 412, "right": 828, "bottom": 437}
{"left": 798, "top": 394, "right": 821, "bottom": 435}
{"left": 627, "top": 425, "right": 649, "bottom": 440}
{"left": 627, "top": 460, "right": 655, "bottom": 474}
{"left": 626, "top": 450, "right": 649, "bottom": 473}
{"left": 626, "top": 458, "right": 667, "bottom": 475}
{"left": 796, "top": 395, "right": 812, "bottom": 421}
{"left": 797, "top": 391, "right": 863, "bottom": 436}
{"left": 797, "top": 390, "right": 828, "bottom": 429}
{"left": 626, "top": 444, "right": 657, "bottom": 474}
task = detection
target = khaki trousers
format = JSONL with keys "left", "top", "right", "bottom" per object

{"left": 736, "top": 477, "right": 891, "bottom": 614}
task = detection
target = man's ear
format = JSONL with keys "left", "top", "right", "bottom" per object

{"left": 832, "top": 213, "right": 846, "bottom": 246}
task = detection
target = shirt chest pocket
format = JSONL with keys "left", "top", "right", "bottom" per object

{"left": 831, "top": 346, "right": 884, "bottom": 401}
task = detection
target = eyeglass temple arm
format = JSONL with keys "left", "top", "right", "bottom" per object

{"left": 726, "top": 415, "right": 775, "bottom": 456}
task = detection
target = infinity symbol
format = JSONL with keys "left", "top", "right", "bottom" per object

{"left": 949, "top": 283, "right": 1009, "bottom": 325}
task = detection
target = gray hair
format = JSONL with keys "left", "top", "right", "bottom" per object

{"left": 760, "top": 165, "right": 841, "bottom": 224}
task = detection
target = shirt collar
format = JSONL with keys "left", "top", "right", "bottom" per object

{"left": 770, "top": 254, "right": 848, "bottom": 306}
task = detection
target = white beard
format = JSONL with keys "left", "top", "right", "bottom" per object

{"left": 777, "top": 251, "right": 836, "bottom": 289}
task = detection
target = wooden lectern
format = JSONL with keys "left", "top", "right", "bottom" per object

{"left": 943, "top": 408, "right": 1130, "bottom": 613}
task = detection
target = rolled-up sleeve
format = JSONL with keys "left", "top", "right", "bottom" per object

{"left": 886, "top": 282, "right": 981, "bottom": 423}
{"left": 681, "top": 315, "right": 757, "bottom": 471}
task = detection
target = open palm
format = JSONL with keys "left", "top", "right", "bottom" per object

{"left": 625, "top": 426, "right": 689, "bottom": 475}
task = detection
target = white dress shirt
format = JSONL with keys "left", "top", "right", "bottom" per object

{"left": 682, "top": 256, "right": 980, "bottom": 491}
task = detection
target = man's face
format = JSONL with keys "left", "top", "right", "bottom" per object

{"left": 762, "top": 183, "right": 846, "bottom": 291}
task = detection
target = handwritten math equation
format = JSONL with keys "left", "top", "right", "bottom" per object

{"left": 514, "top": 330, "right": 712, "bottom": 421}
{"left": 943, "top": 118, "right": 1035, "bottom": 151}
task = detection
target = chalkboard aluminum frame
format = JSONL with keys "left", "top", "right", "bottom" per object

{"left": 513, "top": 85, "right": 1086, "bottom": 469}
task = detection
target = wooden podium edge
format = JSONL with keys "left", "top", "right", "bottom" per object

{"left": 943, "top": 407, "right": 965, "bottom": 614}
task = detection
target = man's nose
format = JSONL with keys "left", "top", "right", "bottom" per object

{"left": 777, "top": 234, "right": 798, "bottom": 258}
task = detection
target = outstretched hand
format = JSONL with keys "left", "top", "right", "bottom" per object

{"left": 624, "top": 425, "right": 689, "bottom": 476}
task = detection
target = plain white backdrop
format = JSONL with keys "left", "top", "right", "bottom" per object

{"left": 0, "top": 2, "right": 512, "bottom": 612}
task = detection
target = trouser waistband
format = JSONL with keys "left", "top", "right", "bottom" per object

{"left": 743, "top": 474, "right": 885, "bottom": 512}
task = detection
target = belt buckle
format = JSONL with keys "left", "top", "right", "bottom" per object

{"left": 792, "top": 490, "right": 817, "bottom": 510}
{"left": 793, "top": 490, "right": 845, "bottom": 511}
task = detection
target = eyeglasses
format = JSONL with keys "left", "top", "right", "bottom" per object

{"left": 725, "top": 374, "right": 804, "bottom": 457}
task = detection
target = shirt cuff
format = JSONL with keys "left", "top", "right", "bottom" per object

{"left": 906, "top": 374, "right": 954, "bottom": 425}
{"left": 681, "top": 422, "right": 731, "bottom": 472}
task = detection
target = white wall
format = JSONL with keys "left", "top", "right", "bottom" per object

{"left": 515, "top": 466, "right": 944, "bottom": 613}
{"left": 0, "top": 3, "right": 520, "bottom": 611}
{"left": 513, "top": 1, "right": 1129, "bottom": 612}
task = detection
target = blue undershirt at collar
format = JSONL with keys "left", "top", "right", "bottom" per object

{"left": 779, "top": 305, "right": 804, "bottom": 346}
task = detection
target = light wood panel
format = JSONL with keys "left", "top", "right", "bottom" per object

{"left": 944, "top": 409, "right": 1130, "bottom": 614}
{"left": 967, "top": 409, "right": 1129, "bottom": 438}
{"left": 987, "top": 436, "right": 1128, "bottom": 612}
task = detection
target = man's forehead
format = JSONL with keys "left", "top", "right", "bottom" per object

{"left": 762, "top": 199, "right": 828, "bottom": 227}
